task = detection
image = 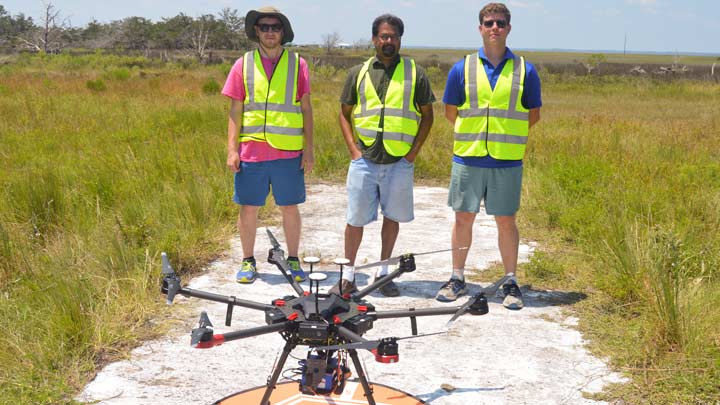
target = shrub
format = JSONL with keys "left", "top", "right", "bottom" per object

{"left": 86, "top": 79, "right": 107, "bottom": 92}
{"left": 105, "top": 68, "right": 131, "bottom": 81}
{"left": 201, "top": 77, "right": 221, "bottom": 95}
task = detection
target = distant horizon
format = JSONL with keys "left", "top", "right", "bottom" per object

{"left": 2, "top": 0, "right": 719, "bottom": 55}
{"left": 396, "top": 45, "right": 720, "bottom": 57}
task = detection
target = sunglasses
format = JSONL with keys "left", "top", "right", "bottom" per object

{"left": 257, "top": 23, "right": 283, "bottom": 33}
{"left": 378, "top": 34, "right": 400, "bottom": 41}
{"left": 482, "top": 19, "right": 507, "bottom": 29}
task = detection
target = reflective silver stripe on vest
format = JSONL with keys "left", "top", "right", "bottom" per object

{"left": 458, "top": 108, "right": 528, "bottom": 120}
{"left": 401, "top": 57, "right": 412, "bottom": 115}
{"left": 355, "top": 107, "right": 418, "bottom": 120}
{"left": 356, "top": 127, "right": 414, "bottom": 143}
{"left": 488, "top": 132, "right": 527, "bottom": 145}
{"left": 467, "top": 55, "right": 479, "bottom": 110}
{"left": 242, "top": 125, "right": 304, "bottom": 136}
{"left": 356, "top": 127, "right": 377, "bottom": 139}
{"left": 246, "top": 51, "right": 255, "bottom": 104}
{"left": 358, "top": 68, "right": 368, "bottom": 116}
{"left": 462, "top": 55, "right": 525, "bottom": 119}
{"left": 355, "top": 58, "right": 417, "bottom": 124}
{"left": 244, "top": 102, "right": 302, "bottom": 113}
{"left": 455, "top": 132, "right": 528, "bottom": 145}
{"left": 285, "top": 51, "right": 297, "bottom": 106}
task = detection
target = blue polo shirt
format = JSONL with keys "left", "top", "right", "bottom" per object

{"left": 443, "top": 48, "right": 542, "bottom": 168}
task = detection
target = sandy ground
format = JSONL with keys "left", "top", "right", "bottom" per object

{"left": 77, "top": 183, "right": 625, "bottom": 404}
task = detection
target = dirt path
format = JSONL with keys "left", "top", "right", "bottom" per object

{"left": 77, "top": 183, "right": 624, "bottom": 404}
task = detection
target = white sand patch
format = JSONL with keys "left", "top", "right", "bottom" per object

{"left": 77, "top": 183, "right": 625, "bottom": 404}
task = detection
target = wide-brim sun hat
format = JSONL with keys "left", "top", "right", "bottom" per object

{"left": 245, "top": 6, "right": 294, "bottom": 45}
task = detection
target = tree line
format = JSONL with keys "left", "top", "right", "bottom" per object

{"left": 0, "top": 3, "right": 251, "bottom": 60}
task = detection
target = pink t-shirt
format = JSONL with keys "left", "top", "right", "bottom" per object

{"left": 222, "top": 52, "right": 311, "bottom": 162}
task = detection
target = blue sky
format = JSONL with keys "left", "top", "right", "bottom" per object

{"left": 3, "top": 0, "right": 719, "bottom": 54}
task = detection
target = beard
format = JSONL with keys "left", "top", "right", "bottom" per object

{"left": 381, "top": 44, "right": 397, "bottom": 57}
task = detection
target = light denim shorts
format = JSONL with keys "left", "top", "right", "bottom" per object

{"left": 346, "top": 157, "right": 414, "bottom": 226}
{"left": 447, "top": 162, "right": 523, "bottom": 216}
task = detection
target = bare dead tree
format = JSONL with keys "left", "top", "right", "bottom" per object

{"left": 17, "top": 1, "right": 67, "bottom": 53}
{"left": 321, "top": 31, "right": 341, "bottom": 55}
{"left": 189, "top": 16, "right": 210, "bottom": 62}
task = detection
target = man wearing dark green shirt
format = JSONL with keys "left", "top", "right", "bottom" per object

{"left": 333, "top": 14, "right": 435, "bottom": 297}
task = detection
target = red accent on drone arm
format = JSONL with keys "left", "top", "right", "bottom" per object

{"left": 195, "top": 335, "right": 226, "bottom": 349}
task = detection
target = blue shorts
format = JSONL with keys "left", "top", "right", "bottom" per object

{"left": 233, "top": 156, "right": 305, "bottom": 206}
{"left": 447, "top": 162, "right": 523, "bottom": 216}
{"left": 346, "top": 157, "right": 414, "bottom": 227}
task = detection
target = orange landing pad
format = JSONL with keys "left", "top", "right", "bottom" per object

{"left": 215, "top": 381, "right": 425, "bottom": 405}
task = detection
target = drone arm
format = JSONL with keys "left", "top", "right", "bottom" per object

{"left": 268, "top": 253, "right": 305, "bottom": 296}
{"left": 352, "top": 267, "right": 405, "bottom": 300}
{"left": 373, "top": 306, "right": 460, "bottom": 319}
{"left": 222, "top": 321, "right": 290, "bottom": 342}
{"left": 265, "top": 228, "right": 306, "bottom": 296}
{"left": 336, "top": 326, "right": 371, "bottom": 349}
{"left": 195, "top": 322, "right": 290, "bottom": 349}
{"left": 175, "top": 287, "right": 273, "bottom": 311}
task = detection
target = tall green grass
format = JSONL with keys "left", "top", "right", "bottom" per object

{"left": 0, "top": 54, "right": 236, "bottom": 402}
{"left": 523, "top": 74, "right": 720, "bottom": 402}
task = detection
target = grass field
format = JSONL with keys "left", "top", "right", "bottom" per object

{"left": 0, "top": 51, "right": 718, "bottom": 403}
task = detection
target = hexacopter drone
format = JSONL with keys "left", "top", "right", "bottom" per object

{"left": 161, "top": 229, "right": 511, "bottom": 405}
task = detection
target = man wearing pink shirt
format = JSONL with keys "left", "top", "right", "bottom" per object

{"left": 222, "top": 6, "right": 314, "bottom": 284}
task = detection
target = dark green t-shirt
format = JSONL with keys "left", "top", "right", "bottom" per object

{"left": 340, "top": 55, "right": 436, "bottom": 164}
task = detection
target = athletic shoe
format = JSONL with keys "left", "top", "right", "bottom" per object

{"left": 502, "top": 279, "right": 524, "bottom": 310}
{"left": 329, "top": 279, "right": 357, "bottom": 296}
{"left": 287, "top": 257, "right": 306, "bottom": 282}
{"left": 435, "top": 277, "right": 467, "bottom": 302}
{"left": 375, "top": 275, "right": 400, "bottom": 297}
{"left": 236, "top": 259, "right": 257, "bottom": 283}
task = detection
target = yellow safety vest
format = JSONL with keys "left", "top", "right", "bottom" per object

{"left": 241, "top": 49, "right": 304, "bottom": 151}
{"left": 353, "top": 57, "right": 420, "bottom": 157}
{"left": 453, "top": 54, "right": 529, "bottom": 159}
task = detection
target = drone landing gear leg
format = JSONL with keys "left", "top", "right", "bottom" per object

{"left": 260, "top": 340, "right": 295, "bottom": 405}
{"left": 348, "top": 349, "right": 376, "bottom": 405}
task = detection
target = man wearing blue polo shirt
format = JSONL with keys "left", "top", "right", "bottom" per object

{"left": 436, "top": 2, "right": 542, "bottom": 310}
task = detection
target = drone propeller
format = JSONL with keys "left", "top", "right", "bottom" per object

{"left": 161, "top": 252, "right": 181, "bottom": 304}
{"left": 198, "top": 311, "right": 213, "bottom": 328}
{"left": 353, "top": 247, "right": 468, "bottom": 270}
{"left": 445, "top": 292, "right": 489, "bottom": 327}
{"left": 266, "top": 228, "right": 282, "bottom": 250}
{"left": 310, "top": 331, "right": 446, "bottom": 352}
{"left": 190, "top": 311, "right": 214, "bottom": 348}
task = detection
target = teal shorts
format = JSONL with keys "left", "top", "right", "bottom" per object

{"left": 447, "top": 162, "right": 523, "bottom": 216}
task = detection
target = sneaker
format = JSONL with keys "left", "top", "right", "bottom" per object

{"left": 329, "top": 279, "right": 357, "bottom": 296}
{"left": 436, "top": 277, "right": 467, "bottom": 302}
{"left": 287, "top": 257, "right": 306, "bottom": 282}
{"left": 375, "top": 275, "right": 400, "bottom": 297}
{"left": 502, "top": 279, "right": 524, "bottom": 310}
{"left": 236, "top": 259, "right": 257, "bottom": 283}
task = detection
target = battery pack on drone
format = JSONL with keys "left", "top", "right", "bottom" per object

{"left": 298, "top": 321, "right": 329, "bottom": 343}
